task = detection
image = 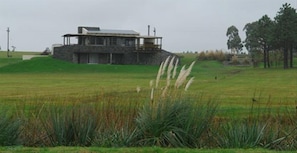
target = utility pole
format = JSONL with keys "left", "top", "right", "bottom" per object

{"left": 7, "top": 27, "right": 10, "bottom": 57}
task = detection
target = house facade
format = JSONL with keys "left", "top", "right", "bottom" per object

{"left": 53, "top": 26, "right": 176, "bottom": 65}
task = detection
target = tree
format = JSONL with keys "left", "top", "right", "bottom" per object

{"left": 243, "top": 21, "right": 261, "bottom": 65}
{"left": 226, "top": 25, "right": 243, "bottom": 54}
{"left": 274, "top": 3, "right": 297, "bottom": 69}
{"left": 243, "top": 15, "right": 274, "bottom": 68}
{"left": 257, "top": 15, "right": 274, "bottom": 68}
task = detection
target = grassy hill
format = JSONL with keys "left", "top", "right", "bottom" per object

{"left": 0, "top": 56, "right": 158, "bottom": 74}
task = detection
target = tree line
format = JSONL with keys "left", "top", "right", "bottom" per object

{"left": 226, "top": 3, "right": 297, "bottom": 69}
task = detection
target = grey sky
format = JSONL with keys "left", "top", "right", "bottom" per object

{"left": 0, "top": 0, "right": 296, "bottom": 52}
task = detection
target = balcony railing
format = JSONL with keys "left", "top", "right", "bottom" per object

{"left": 136, "top": 44, "right": 162, "bottom": 52}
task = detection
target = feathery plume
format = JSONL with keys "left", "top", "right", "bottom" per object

{"left": 150, "top": 87, "right": 154, "bottom": 103}
{"left": 185, "top": 77, "right": 194, "bottom": 91}
{"left": 166, "top": 56, "right": 175, "bottom": 87}
{"left": 155, "top": 62, "right": 164, "bottom": 88}
{"left": 161, "top": 56, "right": 171, "bottom": 76}
{"left": 175, "top": 65, "right": 186, "bottom": 88}
{"left": 136, "top": 86, "right": 141, "bottom": 93}
{"left": 161, "top": 86, "right": 168, "bottom": 98}
{"left": 150, "top": 80, "right": 154, "bottom": 88}
{"left": 175, "top": 61, "right": 196, "bottom": 88}
{"left": 172, "top": 58, "right": 179, "bottom": 79}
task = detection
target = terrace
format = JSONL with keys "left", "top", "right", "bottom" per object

{"left": 53, "top": 26, "right": 172, "bottom": 65}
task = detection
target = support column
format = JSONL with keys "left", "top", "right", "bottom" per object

{"left": 110, "top": 53, "right": 113, "bottom": 64}
{"left": 137, "top": 51, "right": 139, "bottom": 64}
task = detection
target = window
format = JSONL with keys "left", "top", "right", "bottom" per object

{"left": 89, "top": 37, "right": 96, "bottom": 45}
{"left": 111, "top": 37, "right": 117, "bottom": 46}
{"left": 125, "top": 38, "right": 135, "bottom": 47}
{"left": 96, "top": 37, "right": 104, "bottom": 45}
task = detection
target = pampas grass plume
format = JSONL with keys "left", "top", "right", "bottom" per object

{"left": 156, "top": 62, "right": 164, "bottom": 88}
{"left": 150, "top": 87, "right": 154, "bottom": 103}
{"left": 175, "top": 61, "right": 195, "bottom": 88}
{"left": 136, "top": 86, "right": 141, "bottom": 93}
{"left": 172, "top": 58, "right": 179, "bottom": 79}
{"left": 175, "top": 65, "right": 186, "bottom": 88}
{"left": 150, "top": 80, "right": 154, "bottom": 88}
{"left": 161, "top": 56, "right": 171, "bottom": 76}
{"left": 166, "top": 56, "right": 175, "bottom": 87}
{"left": 185, "top": 77, "right": 194, "bottom": 91}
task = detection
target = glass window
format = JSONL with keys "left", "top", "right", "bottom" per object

{"left": 111, "top": 37, "right": 117, "bottom": 45}
{"left": 96, "top": 37, "right": 104, "bottom": 45}
{"left": 89, "top": 37, "right": 96, "bottom": 45}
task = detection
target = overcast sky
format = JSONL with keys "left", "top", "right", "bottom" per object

{"left": 0, "top": 0, "right": 296, "bottom": 52}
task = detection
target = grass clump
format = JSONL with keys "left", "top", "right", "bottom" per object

{"left": 0, "top": 111, "right": 22, "bottom": 146}
{"left": 135, "top": 98, "right": 217, "bottom": 148}
{"left": 135, "top": 56, "right": 218, "bottom": 148}
{"left": 41, "top": 103, "right": 99, "bottom": 146}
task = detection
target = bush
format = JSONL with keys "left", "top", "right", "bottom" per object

{"left": 197, "top": 50, "right": 226, "bottom": 62}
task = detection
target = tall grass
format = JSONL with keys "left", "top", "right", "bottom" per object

{"left": 20, "top": 92, "right": 140, "bottom": 147}
{"left": 0, "top": 110, "right": 22, "bottom": 146}
{"left": 135, "top": 56, "right": 218, "bottom": 147}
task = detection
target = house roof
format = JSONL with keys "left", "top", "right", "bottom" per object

{"left": 88, "top": 29, "right": 139, "bottom": 35}
{"left": 63, "top": 27, "right": 161, "bottom": 38}
{"left": 81, "top": 27, "right": 139, "bottom": 37}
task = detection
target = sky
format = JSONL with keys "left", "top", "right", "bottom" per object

{"left": 0, "top": 0, "right": 296, "bottom": 52}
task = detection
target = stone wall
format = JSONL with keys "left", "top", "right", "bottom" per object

{"left": 53, "top": 45, "right": 177, "bottom": 65}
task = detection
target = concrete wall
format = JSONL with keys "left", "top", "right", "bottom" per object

{"left": 22, "top": 55, "right": 49, "bottom": 60}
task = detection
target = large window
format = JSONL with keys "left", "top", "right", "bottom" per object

{"left": 88, "top": 37, "right": 104, "bottom": 45}
{"left": 111, "top": 37, "right": 117, "bottom": 46}
{"left": 89, "top": 37, "right": 96, "bottom": 45}
{"left": 96, "top": 37, "right": 104, "bottom": 45}
{"left": 125, "top": 38, "right": 135, "bottom": 47}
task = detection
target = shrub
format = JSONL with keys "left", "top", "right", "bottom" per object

{"left": 197, "top": 50, "right": 226, "bottom": 62}
{"left": 197, "top": 51, "right": 206, "bottom": 60}
{"left": 231, "top": 55, "right": 239, "bottom": 65}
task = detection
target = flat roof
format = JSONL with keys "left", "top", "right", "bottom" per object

{"left": 88, "top": 29, "right": 139, "bottom": 35}
{"left": 63, "top": 34, "right": 162, "bottom": 39}
{"left": 63, "top": 27, "right": 161, "bottom": 38}
{"left": 137, "top": 35, "right": 162, "bottom": 39}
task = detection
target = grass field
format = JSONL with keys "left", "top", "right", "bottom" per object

{"left": 1, "top": 51, "right": 297, "bottom": 152}
{"left": 1, "top": 51, "right": 296, "bottom": 116}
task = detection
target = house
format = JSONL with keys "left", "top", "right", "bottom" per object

{"left": 53, "top": 26, "right": 176, "bottom": 65}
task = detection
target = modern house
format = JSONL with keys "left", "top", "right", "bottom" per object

{"left": 53, "top": 26, "right": 176, "bottom": 65}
